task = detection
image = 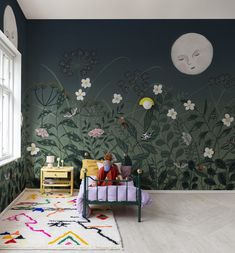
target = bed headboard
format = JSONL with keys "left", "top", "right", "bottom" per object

{"left": 80, "top": 159, "right": 103, "bottom": 179}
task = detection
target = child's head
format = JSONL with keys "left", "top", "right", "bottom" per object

{"left": 103, "top": 153, "right": 112, "bottom": 172}
{"left": 104, "top": 152, "right": 112, "bottom": 161}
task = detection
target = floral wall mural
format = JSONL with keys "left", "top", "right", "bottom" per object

{"left": 24, "top": 20, "right": 235, "bottom": 190}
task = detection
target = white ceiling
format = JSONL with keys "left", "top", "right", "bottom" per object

{"left": 17, "top": 0, "right": 235, "bottom": 19}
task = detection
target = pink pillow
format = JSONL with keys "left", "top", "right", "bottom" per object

{"left": 121, "top": 165, "right": 132, "bottom": 178}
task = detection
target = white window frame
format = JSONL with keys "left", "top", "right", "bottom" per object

{"left": 0, "top": 30, "right": 21, "bottom": 167}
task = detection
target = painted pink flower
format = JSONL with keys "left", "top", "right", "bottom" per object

{"left": 88, "top": 128, "right": 104, "bottom": 138}
{"left": 35, "top": 128, "right": 49, "bottom": 138}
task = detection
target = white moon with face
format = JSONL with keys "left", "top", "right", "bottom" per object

{"left": 171, "top": 33, "right": 213, "bottom": 75}
{"left": 3, "top": 5, "right": 18, "bottom": 48}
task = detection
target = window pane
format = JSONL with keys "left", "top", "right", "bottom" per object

{"left": 2, "top": 92, "right": 9, "bottom": 156}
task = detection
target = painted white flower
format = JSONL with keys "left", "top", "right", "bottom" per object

{"left": 184, "top": 100, "right": 195, "bottom": 111}
{"left": 27, "top": 143, "right": 40, "bottom": 156}
{"left": 203, "top": 147, "right": 214, "bottom": 158}
{"left": 112, "top": 93, "right": 122, "bottom": 104}
{"left": 182, "top": 132, "right": 192, "bottom": 146}
{"left": 153, "top": 84, "right": 163, "bottom": 95}
{"left": 81, "top": 78, "right": 91, "bottom": 88}
{"left": 222, "top": 113, "right": 234, "bottom": 127}
{"left": 75, "top": 89, "right": 86, "bottom": 101}
{"left": 167, "top": 108, "right": 177, "bottom": 120}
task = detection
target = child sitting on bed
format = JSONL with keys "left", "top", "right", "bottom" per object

{"left": 97, "top": 153, "right": 120, "bottom": 186}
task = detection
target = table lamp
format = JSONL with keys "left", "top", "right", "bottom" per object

{"left": 46, "top": 156, "right": 55, "bottom": 167}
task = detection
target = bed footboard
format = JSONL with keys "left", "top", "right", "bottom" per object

{"left": 82, "top": 168, "right": 143, "bottom": 222}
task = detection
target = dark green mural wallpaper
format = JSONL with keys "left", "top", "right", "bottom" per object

{"left": 0, "top": 0, "right": 28, "bottom": 211}
{"left": 25, "top": 20, "right": 235, "bottom": 190}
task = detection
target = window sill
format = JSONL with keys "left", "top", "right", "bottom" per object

{"left": 0, "top": 155, "right": 21, "bottom": 167}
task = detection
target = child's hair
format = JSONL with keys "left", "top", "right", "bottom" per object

{"left": 104, "top": 152, "right": 112, "bottom": 161}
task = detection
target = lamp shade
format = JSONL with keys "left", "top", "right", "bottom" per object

{"left": 46, "top": 156, "right": 55, "bottom": 164}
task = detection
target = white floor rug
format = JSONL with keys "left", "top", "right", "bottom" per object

{"left": 0, "top": 188, "right": 122, "bottom": 250}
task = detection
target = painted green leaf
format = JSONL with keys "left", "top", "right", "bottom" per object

{"left": 37, "top": 139, "right": 57, "bottom": 147}
{"left": 115, "top": 137, "right": 128, "bottom": 153}
{"left": 193, "top": 121, "right": 204, "bottom": 130}
{"left": 149, "top": 166, "right": 156, "bottom": 180}
{"left": 217, "top": 172, "right": 226, "bottom": 185}
{"left": 167, "top": 131, "right": 174, "bottom": 142}
{"left": 175, "top": 148, "right": 184, "bottom": 158}
{"left": 57, "top": 92, "right": 66, "bottom": 109}
{"left": 204, "top": 178, "right": 216, "bottom": 186}
{"left": 229, "top": 173, "right": 235, "bottom": 182}
{"left": 195, "top": 170, "right": 207, "bottom": 177}
{"left": 203, "top": 99, "right": 208, "bottom": 116}
{"left": 183, "top": 171, "right": 190, "bottom": 180}
{"left": 126, "top": 120, "right": 137, "bottom": 139}
{"left": 168, "top": 169, "right": 177, "bottom": 177}
{"left": 172, "top": 140, "right": 179, "bottom": 149}
{"left": 192, "top": 177, "right": 198, "bottom": 182}
{"left": 161, "top": 150, "right": 170, "bottom": 158}
{"left": 215, "top": 121, "right": 223, "bottom": 127}
{"left": 64, "top": 132, "right": 82, "bottom": 142}
{"left": 37, "top": 109, "right": 52, "bottom": 119}
{"left": 209, "top": 108, "right": 217, "bottom": 121}
{"left": 215, "top": 159, "right": 227, "bottom": 170}
{"left": 59, "top": 119, "right": 77, "bottom": 128}
{"left": 132, "top": 153, "right": 149, "bottom": 161}
{"left": 163, "top": 178, "right": 177, "bottom": 190}
{"left": 199, "top": 131, "right": 208, "bottom": 142}
{"left": 187, "top": 114, "right": 198, "bottom": 121}
{"left": 226, "top": 184, "right": 234, "bottom": 190}
{"left": 205, "top": 139, "right": 212, "bottom": 146}
{"left": 192, "top": 183, "right": 198, "bottom": 189}
{"left": 155, "top": 139, "right": 165, "bottom": 146}
{"left": 220, "top": 127, "right": 232, "bottom": 138}
{"left": 229, "top": 162, "right": 235, "bottom": 172}
{"left": 162, "top": 124, "right": 170, "bottom": 132}
{"left": 207, "top": 167, "right": 216, "bottom": 176}
{"left": 141, "top": 144, "right": 157, "bottom": 154}
{"left": 182, "top": 182, "right": 189, "bottom": 189}
{"left": 165, "top": 159, "right": 174, "bottom": 167}
{"left": 164, "top": 92, "right": 172, "bottom": 101}
{"left": 158, "top": 170, "right": 167, "bottom": 185}
{"left": 43, "top": 123, "right": 55, "bottom": 130}
{"left": 144, "top": 110, "right": 153, "bottom": 132}
{"left": 63, "top": 144, "right": 79, "bottom": 153}
{"left": 133, "top": 160, "right": 143, "bottom": 169}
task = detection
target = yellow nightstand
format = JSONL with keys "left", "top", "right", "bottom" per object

{"left": 40, "top": 166, "right": 74, "bottom": 196}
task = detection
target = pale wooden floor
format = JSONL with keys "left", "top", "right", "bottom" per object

{"left": 2, "top": 192, "right": 235, "bottom": 253}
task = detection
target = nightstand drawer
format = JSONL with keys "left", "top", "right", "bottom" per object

{"left": 44, "top": 172, "right": 68, "bottom": 178}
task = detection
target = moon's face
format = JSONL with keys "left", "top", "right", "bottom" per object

{"left": 171, "top": 33, "right": 213, "bottom": 75}
{"left": 3, "top": 5, "right": 18, "bottom": 48}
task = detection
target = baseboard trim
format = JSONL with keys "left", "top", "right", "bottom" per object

{"left": 146, "top": 190, "right": 235, "bottom": 193}
{"left": 0, "top": 188, "right": 27, "bottom": 217}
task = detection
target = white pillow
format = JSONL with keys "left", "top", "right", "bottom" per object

{"left": 97, "top": 162, "right": 103, "bottom": 170}
{"left": 96, "top": 161, "right": 122, "bottom": 174}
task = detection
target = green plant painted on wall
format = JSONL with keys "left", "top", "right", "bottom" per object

{"left": 24, "top": 48, "right": 235, "bottom": 190}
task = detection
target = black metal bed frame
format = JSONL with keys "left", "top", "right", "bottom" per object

{"left": 82, "top": 169, "right": 143, "bottom": 222}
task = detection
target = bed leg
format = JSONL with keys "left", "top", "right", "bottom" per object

{"left": 83, "top": 168, "right": 87, "bottom": 218}
{"left": 137, "top": 169, "right": 142, "bottom": 222}
{"left": 138, "top": 204, "right": 141, "bottom": 222}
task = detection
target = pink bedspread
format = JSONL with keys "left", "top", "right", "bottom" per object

{"left": 76, "top": 179, "right": 152, "bottom": 216}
